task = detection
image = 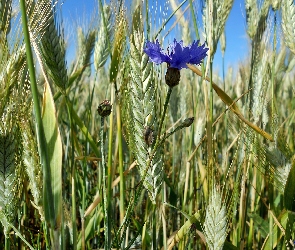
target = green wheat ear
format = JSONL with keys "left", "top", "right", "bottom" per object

{"left": 203, "top": 186, "right": 227, "bottom": 250}
{"left": 21, "top": 120, "right": 44, "bottom": 220}
{"left": 282, "top": 0, "right": 295, "bottom": 55}
{"left": 203, "top": 0, "right": 234, "bottom": 56}
{"left": 0, "top": 116, "right": 23, "bottom": 235}
{"left": 125, "top": 5, "right": 162, "bottom": 203}
{"left": 0, "top": 0, "right": 12, "bottom": 39}
{"left": 28, "top": 0, "right": 68, "bottom": 91}
{"left": 94, "top": 4, "right": 112, "bottom": 71}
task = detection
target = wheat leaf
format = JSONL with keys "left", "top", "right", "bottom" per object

{"left": 41, "top": 81, "right": 62, "bottom": 228}
{"left": 283, "top": 160, "right": 295, "bottom": 211}
{"left": 0, "top": 210, "right": 34, "bottom": 249}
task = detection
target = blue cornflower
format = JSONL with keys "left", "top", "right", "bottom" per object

{"left": 144, "top": 39, "right": 208, "bottom": 70}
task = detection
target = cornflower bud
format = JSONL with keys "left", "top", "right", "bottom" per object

{"left": 97, "top": 100, "right": 112, "bottom": 117}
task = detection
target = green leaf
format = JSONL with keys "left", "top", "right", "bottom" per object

{"left": 285, "top": 212, "right": 295, "bottom": 248}
{"left": 223, "top": 241, "right": 238, "bottom": 250}
{"left": 77, "top": 207, "right": 103, "bottom": 250}
{"left": 0, "top": 211, "right": 35, "bottom": 250}
{"left": 262, "top": 210, "right": 289, "bottom": 249}
{"left": 41, "top": 82, "right": 62, "bottom": 229}
{"left": 284, "top": 160, "right": 295, "bottom": 211}
{"left": 248, "top": 212, "right": 269, "bottom": 238}
{"left": 68, "top": 102, "right": 100, "bottom": 157}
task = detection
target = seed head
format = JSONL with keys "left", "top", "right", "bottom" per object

{"left": 97, "top": 100, "right": 112, "bottom": 117}
{"left": 165, "top": 67, "right": 180, "bottom": 88}
{"left": 182, "top": 117, "right": 194, "bottom": 127}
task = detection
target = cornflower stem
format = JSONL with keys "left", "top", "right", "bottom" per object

{"left": 100, "top": 116, "right": 109, "bottom": 250}
{"left": 143, "top": 86, "right": 173, "bottom": 198}
{"left": 20, "top": 0, "right": 55, "bottom": 244}
{"left": 156, "top": 87, "right": 173, "bottom": 147}
{"left": 145, "top": 86, "right": 173, "bottom": 180}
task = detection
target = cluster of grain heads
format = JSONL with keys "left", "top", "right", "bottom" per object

{"left": 245, "top": 0, "right": 269, "bottom": 40}
{"left": 203, "top": 0, "right": 234, "bottom": 57}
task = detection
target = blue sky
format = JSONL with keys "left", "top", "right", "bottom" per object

{"left": 62, "top": 0, "right": 249, "bottom": 74}
{"left": 214, "top": 0, "right": 248, "bottom": 73}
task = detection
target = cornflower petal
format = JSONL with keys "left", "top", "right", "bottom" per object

{"left": 144, "top": 39, "right": 208, "bottom": 70}
{"left": 188, "top": 41, "right": 209, "bottom": 65}
{"left": 143, "top": 40, "right": 170, "bottom": 64}
{"left": 169, "top": 39, "right": 191, "bottom": 69}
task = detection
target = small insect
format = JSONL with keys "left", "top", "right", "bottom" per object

{"left": 143, "top": 126, "right": 154, "bottom": 146}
